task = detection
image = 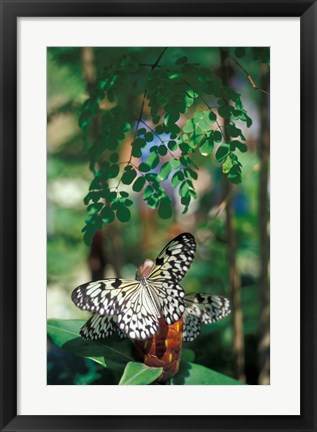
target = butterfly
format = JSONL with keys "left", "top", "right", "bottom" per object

{"left": 79, "top": 292, "right": 230, "bottom": 342}
{"left": 72, "top": 232, "right": 196, "bottom": 340}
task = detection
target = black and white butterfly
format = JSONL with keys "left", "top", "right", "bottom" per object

{"left": 79, "top": 292, "right": 231, "bottom": 342}
{"left": 72, "top": 233, "right": 196, "bottom": 340}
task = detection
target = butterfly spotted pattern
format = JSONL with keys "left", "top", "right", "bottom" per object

{"left": 182, "top": 293, "right": 231, "bottom": 342}
{"left": 72, "top": 233, "right": 196, "bottom": 340}
{"left": 80, "top": 292, "right": 230, "bottom": 342}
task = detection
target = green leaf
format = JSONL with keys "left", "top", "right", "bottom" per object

{"left": 213, "top": 130, "right": 223, "bottom": 143}
{"left": 132, "top": 176, "right": 146, "bottom": 192}
{"left": 218, "top": 105, "right": 232, "bottom": 119}
{"left": 146, "top": 151, "right": 160, "bottom": 169}
{"left": 143, "top": 185, "right": 153, "bottom": 200}
{"left": 159, "top": 162, "right": 172, "bottom": 181}
{"left": 227, "top": 122, "right": 244, "bottom": 139}
{"left": 101, "top": 206, "right": 115, "bottom": 224}
{"left": 108, "top": 164, "right": 120, "bottom": 179}
{"left": 144, "top": 132, "right": 154, "bottom": 142}
{"left": 222, "top": 155, "right": 234, "bottom": 174}
{"left": 168, "top": 140, "right": 178, "bottom": 151}
{"left": 119, "top": 362, "right": 163, "bottom": 385}
{"left": 121, "top": 166, "right": 137, "bottom": 185}
{"left": 170, "top": 158, "right": 180, "bottom": 169}
{"left": 158, "top": 196, "right": 172, "bottom": 219}
{"left": 199, "top": 136, "right": 214, "bottom": 156}
{"left": 184, "top": 167, "right": 198, "bottom": 180}
{"left": 158, "top": 145, "right": 168, "bottom": 156}
{"left": 232, "top": 140, "right": 248, "bottom": 153}
{"left": 116, "top": 204, "right": 131, "bottom": 223}
{"left": 110, "top": 152, "right": 119, "bottom": 163}
{"left": 47, "top": 319, "right": 133, "bottom": 373}
{"left": 179, "top": 181, "right": 190, "bottom": 197}
{"left": 216, "top": 143, "right": 230, "bottom": 163}
{"left": 138, "top": 162, "right": 151, "bottom": 173}
{"left": 171, "top": 171, "right": 184, "bottom": 187}
{"left": 137, "top": 127, "right": 146, "bottom": 136}
{"left": 209, "top": 111, "right": 217, "bottom": 122}
{"left": 171, "top": 361, "right": 244, "bottom": 385}
{"left": 87, "top": 202, "right": 103, "bottom": 214}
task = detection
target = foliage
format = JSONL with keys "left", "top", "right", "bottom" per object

{"left": 79, "top": 49, "right": 253, "bottom": 245}
{"left": 47, "top": 319, "right": 242, "bottom": 385}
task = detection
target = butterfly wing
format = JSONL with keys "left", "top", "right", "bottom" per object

{"left": 80, "top": 314, "right": 116, "bottom": 340}
{"left": 149, "top": 280, "right": 185, "bottom": 325}
{"left": 72, "top": 279, "right": 160, "bottom": 340}
{"left": 183, "top": 293, "right": 231, "bottom": 342}
{"left": 147, "top": 232, "right": 196, "bottom": 283}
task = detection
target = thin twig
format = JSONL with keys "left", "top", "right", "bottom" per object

{"left": 232, "top": 57, "right": 270, "bottom": 95}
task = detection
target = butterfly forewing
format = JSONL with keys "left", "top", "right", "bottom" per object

{"left": 147, "top": 233, "right": 196, "bottom": 283}
{"left": 182, "top": 293, "right": 231, "bottom": 342}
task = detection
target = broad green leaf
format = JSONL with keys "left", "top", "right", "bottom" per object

{"left": 116, "top": 204, "right": 131, "bottom": 222}
{"left": 171, "top": 361, "right": 244, "bottom": 385}
{"left": 170, "top": 158, "right": 180, "bottom": 169}
{"left": 144, "top": 132, "right": 154, "bottom": 142}
{"left": 143, "top": 185, "right": 153, "bottom": 200}
{"left": 119, "top": 362, "right": 163, "bottom": 385}
{"left": 159, "top": 161, "right": 172, "bottom": 180}
{"left": 171, "top": 171, "right": 184, "bottom": 187}
{"left": 146, "top": 151, "right": 160, "bottom": 169}
{"left": 216, "top": 143, "right": 230, "bottom": 163}
{"left": 179, "top": 181, "right": 190, "bottom": 197}
{"left": 213, "top": 130, "right": 223, "bottom": 143}
{"left": 158, "top": 145, "right": 168, "bottom": 156}
{"left": 222, "top": 155, "right": 233, "bottom": 174}
{"left": 158, "top": 196, "right": 172, "bottom": 219}
{"left": 218, "top": 105, "right": 232, "bottom": 119}
{"left": 101, "top": 206, "right": 115, "bottom": 224}
{"left": 232, "top": 140, "right": 248, "bottom": 153}
{"left": 209, "top": 111, "right": 217, "bottom": 122}
{"left": 47, "top": 319, "right": 133, "bottom": 373}
{"left": 138, "top": 162, "right": 151, "bottom": 173}
{"left": 87, "top": 202, "right": 103, "bottom": 214}
{"left": 108, "top": 164, "right": 120, "bottom": 179}
{"left": 199, "top": 136, "right": 214, "bottom": 156}
{"left": 184, "top": 167, "right": 198, "bottom": 180}
{"left": 168, "top": 140, "right": 178, "bottom": 151}
{"left": 132, "top": 176, "right": 146, "bottom": 192}
{"left": 121, "top": 166, "right": 137, "bottom": 185}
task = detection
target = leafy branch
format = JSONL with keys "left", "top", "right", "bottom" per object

{"left": 79, "top": 50, "right": 254, "bottom": 244}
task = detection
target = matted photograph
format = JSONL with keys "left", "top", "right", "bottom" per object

{"left": 47, "top": 46, "right": 270, "bottom": 386}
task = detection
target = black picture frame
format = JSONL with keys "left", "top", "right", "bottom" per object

{"left": 1, "top": 1, "right": 316, "bottom": 431}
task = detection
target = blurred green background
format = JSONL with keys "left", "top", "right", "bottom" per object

{"left": 47, "top": 47, "right": 269, "bottom": 385}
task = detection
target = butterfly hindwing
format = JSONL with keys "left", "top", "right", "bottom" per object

{"left": 147, "top": 232, "right": 196, "bottom": 283}
{"left": 182, "top": 312, "right": 201, "bottom": 342}
{"left": 182, "top": 293, "right": 231, "bottom": 342}
{"left": 80, "top": 314, "right": 116, "bottom": 340}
